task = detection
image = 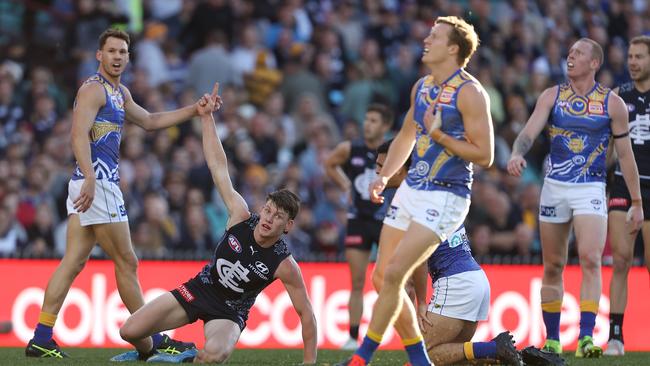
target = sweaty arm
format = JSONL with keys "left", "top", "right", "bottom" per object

{"left": 71, "top": 82, "right": 105, "bottom": 179}
{"left": 430, "top": 83, "right": 494, "bottom": 167}
{"left": 200, "top": 112, "right": 250, "bottom": 228}
{"left": 610, "top": 93, "right": 642, "bottom": 202}
{"left": 122, "top": 86, "right": 197, "bottom": 131}
{"left": 324, "top": 141, "right": 352, "bottom": 191}
{"left": 276, "top": 257, "right": 317, "bottom": 365}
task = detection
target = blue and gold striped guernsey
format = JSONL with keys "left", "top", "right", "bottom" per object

{"left": 547, "top": 82, "right": 612, "bottom": 183}
{"left": 406, "top": 69, "right": 475, "bottom": 198}
{"left": 71, "top": 73, "right": 125, "bottom": 183}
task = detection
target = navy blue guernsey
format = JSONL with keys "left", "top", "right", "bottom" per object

{"left": 615, "top": 82, "right": 650, "bottom": 182}
{"left": 197, "top": 214, "right": 290, "bottom": 321}
{"left": 427, "top": 225, "right": 481, "bottom": 283}
{"left": 343, "top": 139, "right": 381, "bottom": 220}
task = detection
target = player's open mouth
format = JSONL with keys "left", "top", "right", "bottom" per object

{"left": 423, "top": 48, "right": 429, "bottom": 55}
{"left": 112, "top": 63, "right": 121, "bottom": 69}
{"left": 262, "top": 224, "right": 271, "bottom": 230}
{"left": 567, "top": 62, "right": 574, "bottom": 69}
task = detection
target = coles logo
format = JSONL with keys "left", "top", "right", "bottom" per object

{"left": 228, "top": 235, "right": 242, "bottom": 253}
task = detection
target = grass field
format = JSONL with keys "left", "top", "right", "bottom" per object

{"left": 0, "top": 348, "right": 650, "bottom": 366}
{"left": 3, "top": 348, "right": 650, "bottom": 365}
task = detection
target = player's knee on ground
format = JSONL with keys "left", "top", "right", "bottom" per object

{"left": 201, "top": 339, "right": 232, "bottom": 363}
{"left": 119, "top": 319, "right": 141, "bottom": 343}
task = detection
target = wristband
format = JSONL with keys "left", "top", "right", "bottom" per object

{"left": 631, "top": 198, "right": 642, "bottom": 206}
{"left": 435, "top": 132, "right": 447, "bottom": 144}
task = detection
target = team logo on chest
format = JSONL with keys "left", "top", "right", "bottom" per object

{"left": 228, "top": 235, "right": 242, "bottom": 253}
{"left": 217, "top": 259, "right": 250, "bottom": 292}
{"left": 566, "top": 95, "right": 588, "bottom": 115}
{"left": 630, "top": 114, "right": 650, "bottom": 145}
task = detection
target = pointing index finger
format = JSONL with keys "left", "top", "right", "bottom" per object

{"left": 211, "top": 82, "right": 220, "bottom": 99}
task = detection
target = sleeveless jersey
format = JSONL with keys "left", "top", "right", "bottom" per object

{"left": 427, "top": 225, "right": 481, "bottom": 283}
{"left": 198, "top": 214, "right": 290, "bottom": 319}
{"left": 546, "top": 83, "right": 612, "bottom": 183}
{"left": 375, "top": 186, "right": 397, "bottom": 221}
{"left": 615, "top": 82, "right": 650, "bottom": 182}
{"left": 343, "top": 139, "right": 381, "bottom": 220}
{"left": 71, "top": 73, "right": 125, "bottom": 183}
{"left": 406, "top": 69, "right": 475, "bottom": 198}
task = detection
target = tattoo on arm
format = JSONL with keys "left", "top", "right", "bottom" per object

{"left": 512, "top": 135, "right": 533, "bottom": 156}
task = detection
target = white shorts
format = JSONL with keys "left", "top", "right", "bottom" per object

{"left": 539, "top": 178, "right": 607, "bottom": 223}
{"left": 383, "top": 182, "right": 469, "bottom": 242}
{"left": 66, "top": 179, "right": 128, "bottom": 226}
{"left": 427, "top": 270, "right": 490, "bottom": 322}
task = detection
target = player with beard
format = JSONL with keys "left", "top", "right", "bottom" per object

{"left": 605, "top": 35, "right": 650, "bottom": 356}
{"left": 26, "top": 28, "right": 199, "bottom": 359}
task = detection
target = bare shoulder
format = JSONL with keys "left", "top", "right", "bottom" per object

{"left": 535, "top": 86, "right": 559, "bottom": 107}
{"left": 75, "top": 80, "right": 106, "bottom": 106}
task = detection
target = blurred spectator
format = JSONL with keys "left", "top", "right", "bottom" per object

{"left": 186, "top": 30, "right": 234, "bottom": 95}
{"left": 1, "top": 0, "right": 648, "bottom": 263}
{"left": 0, "top": 195, "right": 27, "bottom": 256}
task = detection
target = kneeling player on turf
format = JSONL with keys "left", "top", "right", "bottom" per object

{"left": 110, "top": 85, "right": 317, "bottom": 364}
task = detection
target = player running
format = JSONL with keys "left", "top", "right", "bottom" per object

{"left": 337, "top": 15, "right": 494, "bottom": 366}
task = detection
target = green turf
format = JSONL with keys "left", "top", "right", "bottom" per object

{"left": 4, "top": 347, "right": 650, "bottom": 365}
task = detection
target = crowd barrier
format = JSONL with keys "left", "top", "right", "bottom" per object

{"left": 0, "top": 260, "right": 648, "bottom": 351}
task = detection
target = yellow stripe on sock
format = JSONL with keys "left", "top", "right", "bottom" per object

{"left": 38, "top": 312, "right": 57, "bottom": 327}
{"left": 463, "top": 342, "right": 475, "bottom": 360}
{"left": 541, "top": 300, "right": 562, "bottom": 313}
{"left": 580, "top": 300, "right": 599, "bottom": 313}
{"left": 401, "top": 335, "right": 423, "bottom": 347}
{"left": 366, "top": 330, "right": 383, "bottom": 344}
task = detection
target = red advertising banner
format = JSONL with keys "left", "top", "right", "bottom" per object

{"left": 0, "top": 260, "right": 648, "bottom": 351}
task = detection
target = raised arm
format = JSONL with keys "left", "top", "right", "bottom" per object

{"left": 198, "top": 84, "right": 250, "bottom": 228}
{"left": 429, "top": 83, "right": 494, "bottom": 167}
{"left": 507, "top": 86, "right": 557, "bottom": 177}
{"left": 609, "top": 92, "right": 644, "bottom": 233}
{"left": 275, "top": 257, "right": 317, "bottom": 365}
{"left": 70, "top": 82, "right": 105, "bottom": 212}
{"left": 324, "top": 141, "right": 352, "bottom": 191}
{"left": 122, "top": 86, "right": 198, "bottom": 131}
{"left": 370, "top": 83, "right": 418, "bottom": 203}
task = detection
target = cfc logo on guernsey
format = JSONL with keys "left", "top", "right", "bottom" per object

{"left": 217, "top": 259, "right": 250, "bottom": 293}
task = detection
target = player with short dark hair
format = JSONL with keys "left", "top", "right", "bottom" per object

{"left": 324, "top": 103, "right": 392, "bottom": 350}
{"left": 26, "top": 27, "right": 199, "bottom": 358}
{"left": 110, "top": 85, "right": 317, "bottom": 364}
{"left": 605, "top": 35, "right": 650, "bottom": 356}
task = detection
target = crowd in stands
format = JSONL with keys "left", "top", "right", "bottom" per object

{"left": 1, "top": 0, "right": 648, "bottom": 263}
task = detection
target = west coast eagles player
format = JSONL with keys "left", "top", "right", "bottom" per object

{"left": 508, "top": 38, "right": 643, "bottom": 358}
